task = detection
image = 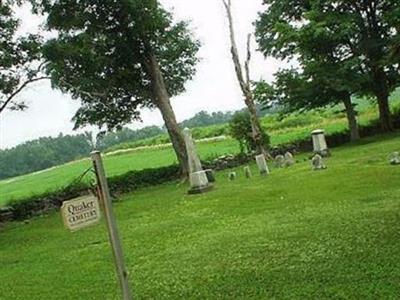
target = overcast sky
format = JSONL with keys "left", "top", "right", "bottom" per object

{"left": 0, "top": 0, "right": 284, "bottom": 149}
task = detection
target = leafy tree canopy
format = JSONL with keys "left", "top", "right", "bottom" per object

{"left": 0, "top": 0, "right": 44, "bottom": 113}
{"left": 255, "top": 0, "right": 400, "bottom": 131}
{"left": 37, "top": 0, "right": 200, "bottom": 130}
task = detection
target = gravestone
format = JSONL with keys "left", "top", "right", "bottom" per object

{"left": 183, "top": 128, "right": 212, "bottom": 194}
{"left": 311, "top": 154, "right": 327, "bottom": 171}
{"left": 274, "top": 155, "right": 285, "bottom": 168}
{"left": 284, "top": 152, "right": 295, "bottom": 167}
{"left": 205, "top": 169, "right": 216, "bottom": 182}
{"left": 229, "top": 172, "right": 237, "bottom": 181}
{"left": 312, "top": 129, "right": 330, "bottom": 157}
{"left": 255, "top": 154, "right": 270, "bottom": 175}
{"left": 244, "top": 166, "right": 252, "bottom": 178}
{"left": 389, "top": 152, "right": 400, "bottom": 165}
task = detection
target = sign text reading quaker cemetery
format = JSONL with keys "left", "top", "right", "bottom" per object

{"left": 61, "top": 195, "right": 101, "bottom": 231}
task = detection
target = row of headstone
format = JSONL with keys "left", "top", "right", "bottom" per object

{"left": 274, "top": 152, "right": 295, "bottom": 168}
{"left": 183, "top": 127, "right": 336, "bottom": 192}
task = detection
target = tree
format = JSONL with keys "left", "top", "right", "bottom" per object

{"left": 0, "top": 1, "right": 46, "bottom": 114}
{"left": 255, "top": 0, "right": 400, "bottom": 132}
{"left": 36, "top": 0, "right": 200, "bottom": 176}
{"left": 222, "top": 0, "right": 270, "bottom": 158}
{"left": 229, "top": 111, "right": 270, "bottom": 154}
{"left": 262, "top": 66, "right": 361, "bottom": 141}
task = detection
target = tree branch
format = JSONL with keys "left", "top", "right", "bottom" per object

{"left": 222, "top": 0, "right": 248, "bottom": 94}
{"left": 245, "top": 33, "right": 252, "bottom": 87}
{"left": 0, "top": 76, "right": 50, "bottom": 114}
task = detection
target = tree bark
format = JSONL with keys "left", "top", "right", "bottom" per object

{"left": 370, "top": 66, "right": 393, "bottom": 132}
{"left": 145, "top": 53, "right": 189, "bottom": 177}
{"left": 376, "top": 91, "right": 393, "bottom": 132}
{"left": 342, "top": 93, "right": 360, "bottom": 142}
{"left": 222, "top": 0, "right": 269, "bottom": 158}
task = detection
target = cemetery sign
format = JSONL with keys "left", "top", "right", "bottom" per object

{"left": 61, "top": 195, "right": 101, "bottom": 231}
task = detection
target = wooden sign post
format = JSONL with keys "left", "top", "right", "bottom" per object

{"left": 91, "top": 151, "right": 133, "bottom": 300}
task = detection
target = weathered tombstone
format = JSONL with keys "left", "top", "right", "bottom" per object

{"left": 274, "top": 155, "right": 285, "bottom": 168}
{"left": 255, "top": 154, "right": 270, "bottom": 175}
{"left": 183, "top": 128, "right": 212, "bottom": 194}
{"left": 284, "top": 152, "right": 295, "bottom": 167}
{"left": 244, "top": 166, "right": 252, "bottom": 178}
{"left": 229, "top": 172, "right": 237, "bottom": 181}
{"left": 311, "top": 154, "right": 327, "bottom": 171}
{"left": 389, "top": 151, "right": 400, "bottom": 165}
{"left": 311, "top": 129, "right": 330, "bottom": 157}
{"left": 204, "top": 169, "right": 216, "bottom": 182}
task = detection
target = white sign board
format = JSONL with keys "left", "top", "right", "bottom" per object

{"left": 61, "top": 195, "right": 101, "bottom": 231}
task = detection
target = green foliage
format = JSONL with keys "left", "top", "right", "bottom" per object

{"left": 1, "top": 134, "right": 400, "bottom": 298}
{"left": 0, "top": 1, "right": 44, "bottom": 112}
{"left": 179, "top": 110, "right": 234, "bottom": 129}
{"left": 0, "top": 133, "right": 92, "bottom": 180}
{"left": 229, "top": 111, "right": 270, "bottom": 154}
{"left": 255, "top": 0, "right": 400, "bottom": 130}
{"left": 96, "top": 126, "right": 164, "bottom": 150}
{"left": 39, "top": 0, "right": 200, "bottom": 131}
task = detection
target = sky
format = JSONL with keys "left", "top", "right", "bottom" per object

{"left": 0, "top": 0, "right": 283, "bottom": 150}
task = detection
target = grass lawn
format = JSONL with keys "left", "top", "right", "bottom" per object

{"left": 0, "top": 133, "right": 399, "bottom": 299}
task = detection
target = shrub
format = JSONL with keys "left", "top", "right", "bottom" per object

{"left": 229, "top": 111, "right": 270, "bottom": 154}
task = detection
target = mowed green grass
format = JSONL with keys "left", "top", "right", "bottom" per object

{"left": 0, "top": 133, "right": 399, "bottom": 299}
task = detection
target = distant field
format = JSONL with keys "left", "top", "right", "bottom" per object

{"left": 0, "top": 95, "right": 399, "bottom": 207}
{"left": 1, "top": 133, "right": 399, "bottom": 299}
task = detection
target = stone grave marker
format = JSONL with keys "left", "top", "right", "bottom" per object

{"left": 311, "top": 154, "right": 327, "bottom": 171}
{"left": 183, "top": 128, "right": 212, "bottom": 194}
{"left": 284, "top": 152, "right": 295, "bottom": 167}
{"left": 229, "top": 172, "right": 237, "bottom": 181}
{"left": 389, "top": 151, "right": 400, "bottom": 165}
{"left": 244, "top": 166, "right": 252, "bottom": 178}
{"left": 312, "top": 129, "right": 330, "bottom": 157}
{"left": 255, "top": 154, "right": 270, "bottom": 175}
{"left": 274, "top": 155, "right": 285, "bottom": 168}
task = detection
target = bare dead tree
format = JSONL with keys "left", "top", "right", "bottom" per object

{"left": 222, "top": 0, "right": 269, "bottom": 158}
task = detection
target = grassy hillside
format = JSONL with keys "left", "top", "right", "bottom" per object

{"left": 0, "top": 96, "right": 399, "bottom": 207}
{"left": 1, "top": 133, "right": 399, "bottom": 299}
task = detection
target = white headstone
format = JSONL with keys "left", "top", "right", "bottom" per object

{"left": 190, "top": 171, "right": 209, "bottom": 188}
{"left": 244, "top": 166, "right": 252, "bottom": 178}
{"left": 311, "top": 154, "right": 326, "bottom": 171}
{"left": 255, "top": 154, "right": 270, "bottom": 175}
{"left": 311, "top": 129, "right": 329, "bottom": 156}
{"left": 389, "top": 151, "right": 400, "bottom": 165}
{"left": 229, "top": 172, "right": 237, "bottom": 181}
{"left": 274, "top": 155, "right": 285, "bottom": 168}
{"left": 183, "top": 128, "right": 211, "bottom": 194}
{"left": 61, "top": 195, "right": 101, "bottom": 231}
{"left": 284, "top": 152, "right": 295, "bottom": 167}
{"left": 183, "top": 128, "right": 203, "bottom": 174}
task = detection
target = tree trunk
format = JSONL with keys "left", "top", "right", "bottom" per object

{"left": 145, "top": 53, "right": 189, "bottom": 177}
{"left": 222, "top": 0, "right": 269, "bottom": 158}
{"left": 371, "top": 67, "right": 393, "bottom": 132}
{"left": 244, "top": 92, "right": 268, "bottom": 157}
{"left": 376, "top": 92, "right": 393, "bottom": 132}
{"left": 342, "top": 93, "right": 360, "bottom": 142}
